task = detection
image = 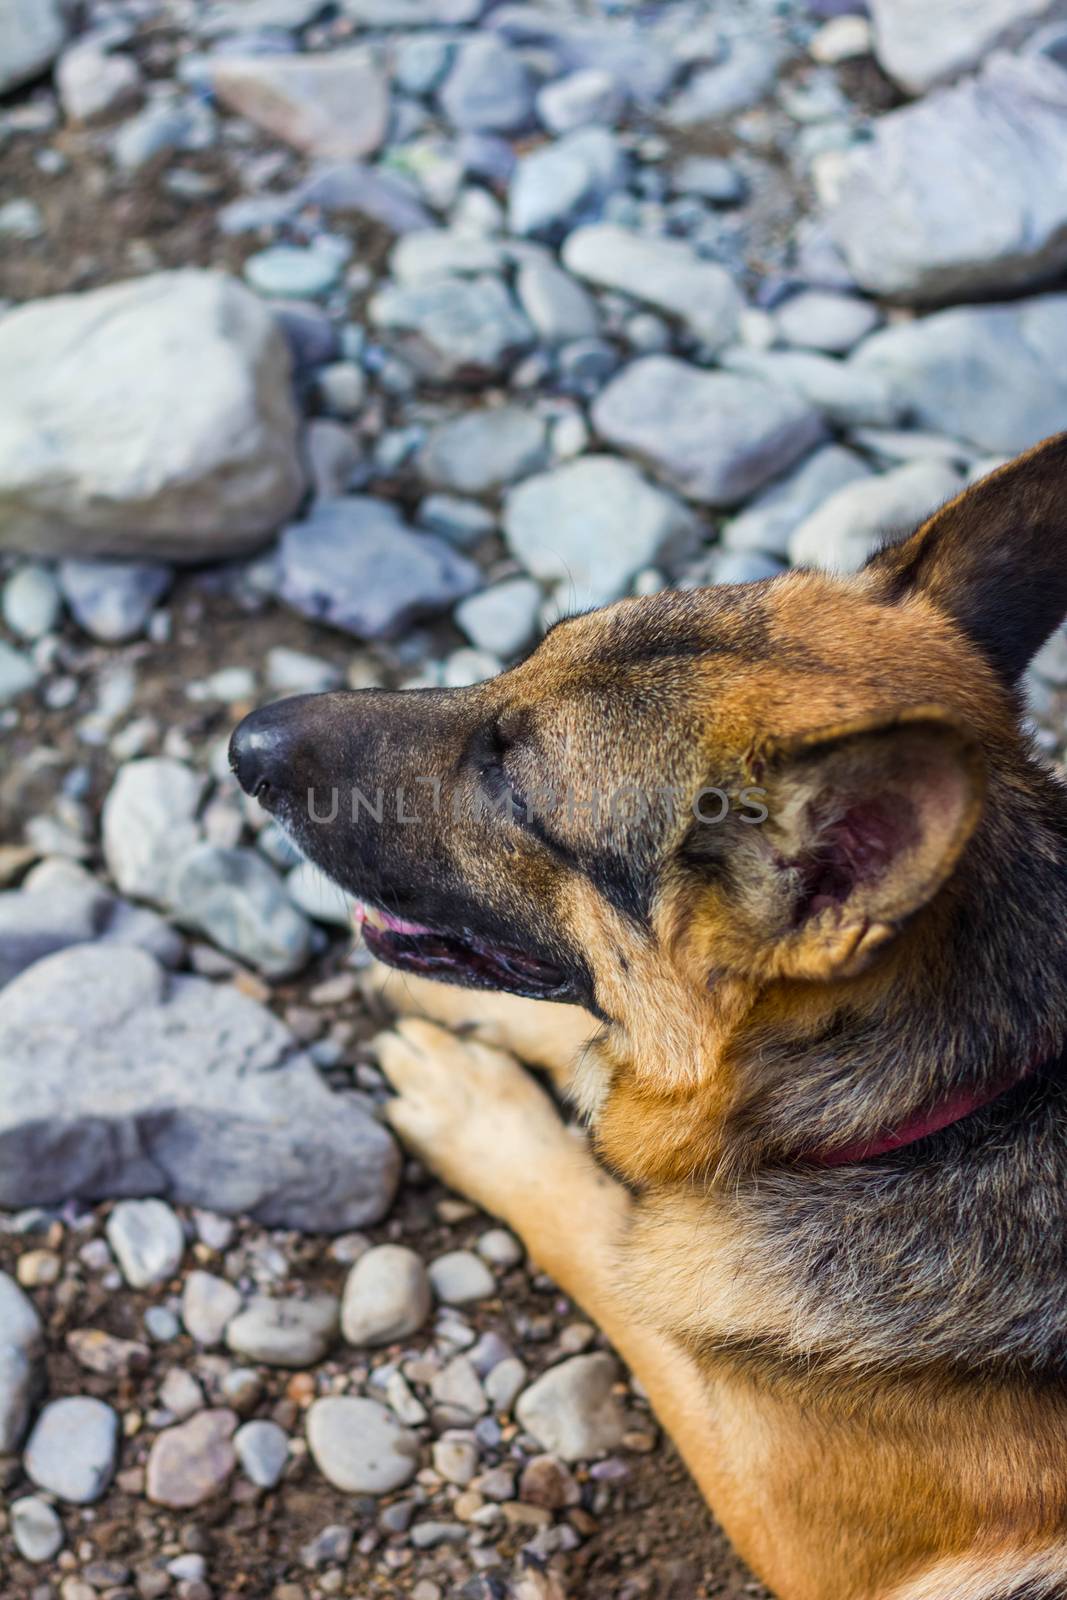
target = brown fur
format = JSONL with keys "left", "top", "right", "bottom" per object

{"left": 231, "top": 432, "right": 1067, "bottom": 1599}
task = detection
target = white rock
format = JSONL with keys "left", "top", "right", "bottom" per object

{"left": 789, "top": 461, "right": 963, "bottom": 573}
{"left": 428, "top": 1250, "right": 495, "bottom": 1306}
{"left": 0, "top": 1272, "right": 43, "bottom": 1453}
{"left": 226, "top": 1294, "right": 339, "bottom": 1368}
{"left": 1, "top": 564, "right": 61, "bottom": 640}
{"left": 11, "top": 1495, "right": 63, "bottom": 1564}
{"left": 563, "top": 224, "right": 741, "bottom": 351}
{"left": 182, "top": 1271, "right": 243, "bottom": 1347}
{"left": 477, "top": 1228, "right": 523, "bottom": 1267}
{"left": 286, "top": 858, "right": 357, "bottom": 929}
{"left": 235, "top": 1419, "right": 289, "bottom": 1488}
{"left": 0, "top": 0, "right": 68, "bottom": 94}
{"left": 307, "top": 1396, "right": 420, "bottom": 1493}
{"left": 721, "top": 348, "right": 902, "bottom": 430}
{"left": 455, "top": 578, "right": 542, "bottom": 658}
{"left": 0, "top": 272, "right": 305, "bottom": 560}
{"left": 208, "top": 50, "right": 390, "bottom": 160}
{"left": 504, "top": 455, "right": 698, "bottom": 609}
{"left": 102, "top": 758, "right": 205, "bottom": 905}
{"left": 774, "top": 291, "right": 880, "bottom": 355}
{"left": 515, "top": 259, "right": 600, "bottom": 345}
{"left": 341, "top": 1245, "right": 432, "bottom": 1347}
{"left": 537, "top": 68, "right": 623, "bottom": 133}
{"left": 869, "top": 0, "right": 1056, "bottom": 92}
{"left": 23, "top": 1397, "right": 119, "bottom": 1504}
{"left": 810, "top": 14, "right": 874, "bottom": 65}
{"left": 106, "top": 1198, "right": 185, "bottom": 1288}
{"left": 57, "top": 45, "right": 142, "bottom": 123}
{"left": 724, "top": 444, "right": 871, "bottom": 558}
{"left": 484, "top": 1356, "right": 527, "bottom": 1414}
{"left": 516, "top": 1353, "right": 628, "bottom": 1462}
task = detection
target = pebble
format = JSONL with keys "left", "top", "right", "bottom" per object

{"left": 417, "top": 494, "right": 496, "bottom": 547}
{"left": 723, "top": 442, "right": 870, "bottom": 558}
{"left": 0, "top": 198, "right": 44, "bottom": 240}
{"left": 431, "top": 1354, "right": 488, "bottom": 1419}
{"left": 265, "top": 647, "right": 342, "bottom": 695}
{"left": 244, "top": 245, "right": 343, "bottom": 301}
{"left": 455, "top": 578, "right": 542, "bottom": 658}
{"left": 671, "top": 154, "right": 747, "bottom": 205}
{"left": 477, "top": 1228, "right": 524, "bottom": 1267}
{"left": 439, "top": 36, "right": 533, "bottom": 132}
{"left": 563, "top": 223, "right": 741, "bottom": 350}
{"left": 484, "top": 1356, "right": 528, "bottom": 1415}
{"left": 515, "top": 258, "right": 600, "bottom": 346}
{"left": 102, "top": 758, "right": 205, "bottom": 905}
{"left": 168, "top": 844, "right": 313, "bottom": 979}
{"left": 0, "top": 640, "right": 39, "bottom": 704}
{"left": 369, "top": 275, "right": 534, "bottom": 381}
{"left": 106, "top": 1198, "right": 185, "bottom": 1289}
{"left": 57, "top": 44, "right": 142, "bottom": 123}
{"left": 417, "top": 407, "right": 547, "bottom": 495}
{"left": 516, "top": 1353, "right": 629, "bottom": 1462}
{"left": 159, "top": 1367, "right": 205, "bottom": 1420}
{"left": 432, "top": 1429, "right": 480, "bottom": 1485}
{"left": 2, "top": 564, "right": 62, "bottom": 640}
{"left": 225, "top": 1294, "right": 340, "bottom": 1368}
{"left": 182, "top": 1270, "right": 242, "bottom": 1347}
{"left": 306, "top": 1396, "right": 421, "bottom": 1493}
{"left": 145, "top": 1408, "right": 238, "bottom": 1508}
{"left": 235, "top": 1418, "right": 290, "bottom": 1488}
{"left": 11, "top": 1494, "right": 64, "bottom": 1563}
{"left": 24, "top": 1396, "right": 120, "bottom": 1503}
{"left": 285, "top": 859, "right": 358, "bottom": 928}
{"left": 508, "top": 127, "right": 625, "bottom": 238}
{"left": 774, "top": 290, "right": 879, "bottom": 355}
{"left": 341, "top": 1244, "right": 433, "bottom": 1347}
{"left": 537, "top": 68, "right": 622, "bottom": 133}
{"left": 789, "top": 460, "right": 963, "bottom": 573}
{"left": 810, "top": 14, "right": 872, "bottom": 66}
{"left": 428, "top": 1250, "right": 496, "bottom": 1306}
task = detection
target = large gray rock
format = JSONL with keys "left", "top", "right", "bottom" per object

{"left": 789, "top": 460, "right": 964, "bottom": 573}
{"left": 826, "top": 54, "right": 1067, "bottom": 302}
{"left": 0, "top": 858, "right": 183, "bottom": 991}
{"left": 851, "top": 293, "right": 1067, "bottom": 453}
{"left": 369, "top": 275, "right": 534, "bottom": 380}
{"left": 416, "top": 408, "right": 547, "bottom": 495}
{"left": 0, "top": 944, "right": 400, "bottom": 1231}
{"left": 592, "top": 357, "right": 825, "bottom": 506}
{"left": 102, "top": 758, "right": 205, "bottom": 906}
{"left": 562, "top": 224, "right": 741, "bottom": 351}
{"left": 504, "top": 456, "right": 698, "bottom": 610}
{"left": 0, "top": 272, "right": 305, "bottom": 560}
{"left": 515, "top": 1354, "right": 629, "bottom": 1462}
{"left": 0, "top": 0, "right": 69, "bottom": 94}
{"left": 869, "top": 0, "right": 1061, "bottom": 93}
{"left": 207, "top": 50, "right": 390, "bottom": 160}
{"left": 23, "top": 1397, "right": 119, "bottom": 1505}
{"left": 168, "top": 844, "right": 313, "bottom": 979}
{"left": 0, "top": 1272, "right": 43, "bottom": 1454}
{"left": 277, "top": 497, "right": 480, "bottom": 639}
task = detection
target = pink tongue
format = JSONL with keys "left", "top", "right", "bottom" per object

{"left": 354, "top": 903, "right": 435, "bottom": 937}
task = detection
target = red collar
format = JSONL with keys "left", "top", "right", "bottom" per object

{"left": 812, "top": 1059, "right": 1042, "bottom": 1167}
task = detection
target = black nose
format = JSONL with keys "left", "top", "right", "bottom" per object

{"left": 229, "top": 698, "right": 314, "bottom": 802}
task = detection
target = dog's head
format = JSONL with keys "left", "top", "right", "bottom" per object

{"left": 232, "top": 434, "right": 1067, "bottom": 1177}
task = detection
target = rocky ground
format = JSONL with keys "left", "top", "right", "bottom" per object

{"left": 4, "top": 0, "right": 1067, "bottom": 1595}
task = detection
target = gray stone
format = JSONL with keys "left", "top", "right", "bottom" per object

{"left": 509, "top": 127, "right": 625, "bottom": 238}
{"left": 489, "top": 8, "right": 675, "bottom": 104}
{"left": 390, "top": 228, "right": 504, "bottom": 284}
{"left": 433, "top": 1430, "right": 479, "bottom": 1485}
{"left": 341, "top": 1244, "right": 432, "bottom": 1346}
{"left": 826, "top": 54, "right": 1067, "bottom": 302}
{"left": 0, "top": 944, "right": 400, "bottom": 1231}
{"left": 182, "top": 1271, "right": 243, "bottom": 1347}
{"left": 146, "top": 1408, "right": 238, "bottom": 1508}
{"left": 417, "top": 408, "right": 547, "bottom": 494}
{"left": 369, "top": 275, "right": 534, "bottom": 380}
{"left": 0, "top": 197, "right": 43, "bottom": 240}
{"left": 428, "top": 1250, "right": 496, "bottom": 1306}
{"left": 159, "top": 1367, "right": 205, "bottom": 1420}
{"left": 285, "top": 859, "right": 357, "bottom": 928}
{"left": 57, "top": 44, "right": 142, "bottom": 123}
{"left": 266, "top": 647, "right": 342, "bottom": 695}
{"left": 504, "top": 456, "right": 698, "bottom": 610}
{"left": 592, "top": 357, "right": 825, "bottom": 506}
{"left": 851, "top": 293, "right": 1067, "bottom": 453}
{"left": 208, "top": 50, "right": 389, "bottom": 160}
{"left": 168, "top": 844, "right": 312, "bottom": 979}
{"left": 455, "top": 577, "right": 542, "bottom": 658}
{"left": 0, "top": 1272, "right": 43, "bottom": 1453}
{"left": 431, "top": 1353, "right": 488, "bottom": 1418}
{"left": 442, "top": 647, "right": 501, "bottom": 687}
{"left": 665, "top": 34, "right": 779, "bottom": 124}
{"left": 107, "top": 1198, "right": 184, "bottom": 1288}
{"left": 439, "top": 35, "right": 533, "bottom": 131}
{"left": 721, "top": 348, "right": 902, "bottom": 429}
{"left": 226, "top": 1294, "right": 339, "bottom": 1367}
{"left": 10, "top": 1495, "right": 63, "bottom": 1564}
{"left": 515, "top": 1353, "right": 628, "bottom": 1462}
{"left": 417, "top": 494, "right": 496, "bottom": 547}
{"left": 789, "top": 460, "right": 964, "bottom": 573}
{"left": 869, "top": 0, "right": 1058, "bottom": 92}
{"left": 0, "top": 640, "right": 38, "bottom": 703}
{"left": 244, "top": 245, "right": 342, "bottom": 300}
{"left": 723, "top": 443, "right": 872, "bottom": 558}
{"left": 477, "top": 1228, "right": 523, "bottom": 1267}
{"left": 58, "top": 559, "right": 171, "bottom": 643}
{"left": 774, "top": 291, "right": 880, "bottom": 354}
{"left": 278, "top": 497, "right": 480, "bottom": 639}
{"left": 112, "top": 96, "right": 217, "bottom": 171}
{"left": 2, "top": 563, "right": 61, "bottom": 640}
{"left": 394, "top": 33, "right": 454, "bottom": 96}
{"left": 562, "top": 224, "right": 741, "bottom": 351}
{"left": 516, "top": 259, "right": 599, "bottom": 345}
{"left": 0, "top": 272, "right": 305, "bottom": 561}
{"left": 1, "top": 860, "right": 182, "bottom": 987}
{"left": 235, "top": 1419, "right": 289, "bottom": 1488}
{"left": 0, "top": 0, "right": 68, "bottom": 93}
{"left": 692, "top": 549, "right": 783, "bottom": 585}
{"left": 102, "top": 758, "right": 205, "bottom": 905}
{"left": 24, "top": 1397, "right": 119, "bottom": 1504}
{"left": 671, "top": 155, "right": 747, "bottom": 205}
{"left": 537, "top": 68, "right": 622, "bottom": 133}
{"left": 1032, "top": 626, "right": 1067, "bottom": 685}
{"left": 484, "top": 1355, "right": 527, "bottom": 1413}
{"left": 295, "top": 162, "right": 433, "bottom": 233}
{"left": 307, "top": 1396, "right": 421, "bottom": 1493}
{"left": 342, "top": 0, "right": 482, "bottom": 21}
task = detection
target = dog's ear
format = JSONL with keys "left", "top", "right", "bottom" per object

{"left": 732, "top": 708, "right": 985, "bottom": 983}
{"left": 863, "top": 430, "right": 1067, "bottom": 685}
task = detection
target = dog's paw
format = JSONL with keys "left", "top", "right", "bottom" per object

{"left": 374, "top": 1017, "right": 573, "bottom": 1219}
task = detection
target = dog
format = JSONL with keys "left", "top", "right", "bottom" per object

{"left": 230, "top": 433, "right": 1067, "bottom": 1600}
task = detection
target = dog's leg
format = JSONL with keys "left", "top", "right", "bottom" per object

{"left": 364, "top": 961, "right": 599, "bottom": 1093}
{"left": 375, "top": 1018, "right": 724, "bottom": 1506}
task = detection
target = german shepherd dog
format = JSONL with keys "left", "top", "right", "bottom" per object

{"left": 231, "top": 435, "right": 1067, "bottom": 1599}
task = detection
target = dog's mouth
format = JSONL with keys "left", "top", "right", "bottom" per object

{"left": 355, "top": 904, "right": 571, "bottom": 1000}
